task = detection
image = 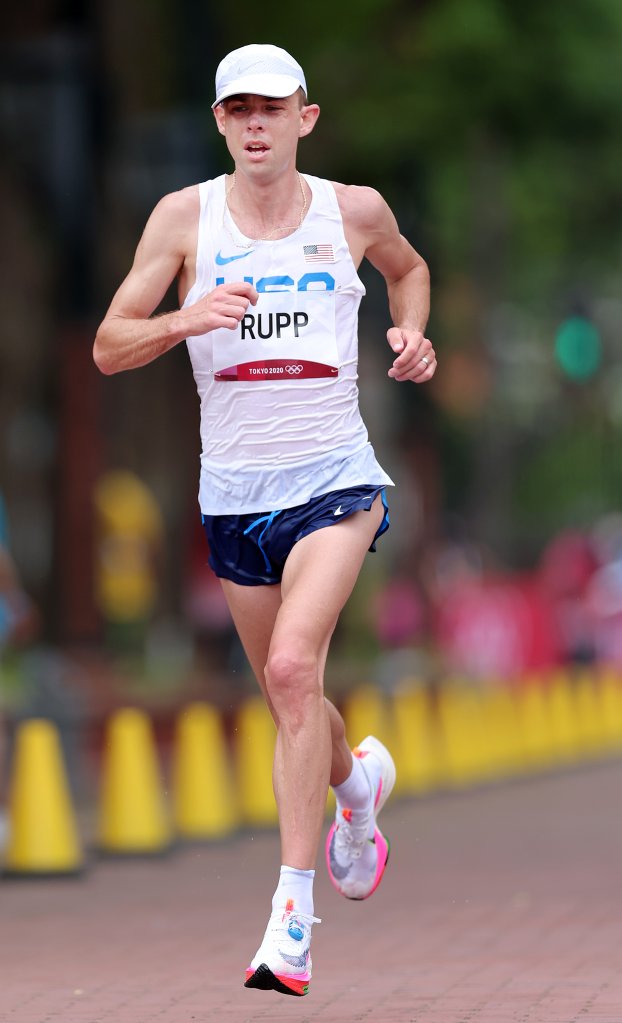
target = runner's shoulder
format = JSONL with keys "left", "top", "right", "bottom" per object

{"left": 143, "top": 185, "right": 200, "bottom": 254}
{"left": 331, "top": 182, "right": 391, "bottom": 232}
{"left": 150, "top": 185, "right": 200, "bottom": 229}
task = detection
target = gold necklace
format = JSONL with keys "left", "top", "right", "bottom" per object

{"left": 223, "top": 171, "right": 308, "bottom": 249}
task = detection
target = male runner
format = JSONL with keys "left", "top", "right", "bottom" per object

{"left": 94, "top": 43, "right": 436, "bottom": 997}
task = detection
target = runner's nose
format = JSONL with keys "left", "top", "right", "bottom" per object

{"left": 247, "top": 111, "right": 265, "bottom": 131}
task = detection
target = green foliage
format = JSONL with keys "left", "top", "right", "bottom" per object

{"left": 210, "top": 0, "right": 622, "bottom": 293}
{"left": 513, "top": 410, "right": 622, "bottom": 537}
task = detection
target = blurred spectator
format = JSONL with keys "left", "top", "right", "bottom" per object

{"left": 372, "top": 575, "right": 425, "bottom": 649}
{"left": 434, "top": 569, "right": 561, "bottom": 680}
{"left": 0, "top": 494, "right": 39, "bottom": 652}
{"left": 586, "top": 514, "right": 622, "bottom": 667}
{"left": 93, "top": 470, "right": 164, "bottom": 657}
{"left": 427, "top": 535, "right": 562, "bottom": 680}
{"left": 538, "top": 529, "right": 598, "bottom": 665}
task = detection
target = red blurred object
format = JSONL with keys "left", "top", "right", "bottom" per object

{"left": 434, "top": 574, "right": 562, "bottom": 679}
{"left": 372, "top": 578, "right": 425, "bottom": 647}
{"left": 539, "top": 530, "right": 598, "bottom": 599}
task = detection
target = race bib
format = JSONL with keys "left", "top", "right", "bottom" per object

{"left": 213, "top": 290, "right": 338, "bottom": 381}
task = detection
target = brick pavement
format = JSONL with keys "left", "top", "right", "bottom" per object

{"left": 1, "top": 759, "right": 621, "bottom": 1023}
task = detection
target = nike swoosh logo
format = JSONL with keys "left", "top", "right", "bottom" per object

{"left": 215, "top": 250, "right": 254, "bottom": 265}
{"left": 328, "top": 835, "right": 351, "bottom": 879}
{"left": 236, "top": 60, "right": 264, "bottom": 74}
{"left": 279, "top": 948, "right": 309, "bottom": 969}
{"left": 333, "top": 506, "right": 344, "bottom": 516}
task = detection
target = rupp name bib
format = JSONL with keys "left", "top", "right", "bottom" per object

{"left": 213, "top": 290, "right": 338, "bottom": 381}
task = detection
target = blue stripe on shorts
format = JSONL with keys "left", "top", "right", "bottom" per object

{"left": 202, "top": 486, "right": 390, "bottom": 587}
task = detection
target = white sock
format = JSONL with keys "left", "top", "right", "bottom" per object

{"left": 333, "top": 753, "right": 373, "bottom": 810}
{"left": 333, "top": 752, "right": 381, "bottom": 840}
{"left": 273, "top": 865, "right": 315, "bottom": 918}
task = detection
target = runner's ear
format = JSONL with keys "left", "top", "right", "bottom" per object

{"left": 299, "top": 104, "right": 320, "bottom": 138}
{"left": 213, "top": 105, "right": 226, "bottom": 136}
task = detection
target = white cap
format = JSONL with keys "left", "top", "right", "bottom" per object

{"left": 212, "top": 44, "right": 307, "bottom": 109}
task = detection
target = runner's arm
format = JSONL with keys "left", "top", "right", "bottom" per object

{"left": 93, "top": 189, "right": 257, "bottom": 375}
{"left": 341, "top": 185, "right": 435, "bottom": 383}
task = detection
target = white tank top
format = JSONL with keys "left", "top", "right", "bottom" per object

{"left": 183, "top": 173, "right": 393, "bottom": 514}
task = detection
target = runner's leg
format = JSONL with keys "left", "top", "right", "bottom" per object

{"left": 220, "top": 590, "right": 354, "bottom": 787}
{"left": 225, "top": 497, "right": 384, "bottom": 994}
{"left": 221, "top": 496, "right": 383, "bottom": 866}
{"left": 220, "top": 580, "right": 282, "bottom": 721}
{"left": 266, "top": 496, "right": 384, "bottom": 868}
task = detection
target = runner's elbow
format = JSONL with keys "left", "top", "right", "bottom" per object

{"left": 93, "top": 324, "right": 118, "bottom": 375}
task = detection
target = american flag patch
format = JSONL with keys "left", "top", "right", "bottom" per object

{"left": 303, "top": 243, "right": 335, "bottom": 263}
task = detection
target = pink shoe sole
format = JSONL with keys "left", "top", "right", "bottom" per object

{"left": 325, "top": 822, "right": 391, "bottom": 900}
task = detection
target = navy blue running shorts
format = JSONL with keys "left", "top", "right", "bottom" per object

{"left": 202, "top": 486, "right": 390, "bottom": 587}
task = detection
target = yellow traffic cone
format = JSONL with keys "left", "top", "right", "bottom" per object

{"left": 98, "top": 707, "right": 172, "bottom": 855}
{"left": 4, "top": 719, "right": 83, "bottom": 876}
{"left": 436, "top": 681, "right": 491, "bottom": 787}
{"left": 391, "top": 681, "right": 440, "bottom": 796}
{"left": 172, "top": 702, "right": 239, "bottom": 841}
{"left": 573, "top": 669, "right": 606, "bottom": 758}
{"left": 598, "top": 667, "right": 622, "bottom": 751}
{"left": 546, "top": 670, "right": 580, "bottom": 764}
{"left": 463, "top": 684, "right": 496, "bottom": 783}
{"left": 234, "top": 696, "right": 278, "bottom": 827}
{"left": 342, "top": 684, "right": 392, "bottom": 750}
{"left": 515, "top": 678, "right": 554, "bottom": 771}
{"left": 479, "top": 683, "right": 523, "bottom": 779}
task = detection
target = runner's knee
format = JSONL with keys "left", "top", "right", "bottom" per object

{"left": 265, "top": 645, "right": 322, "bottom": 716}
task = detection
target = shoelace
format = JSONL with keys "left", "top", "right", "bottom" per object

{"left": 253, "top": 908, "right": 321, "bottom": 973}
{"left": 263, "top": 906, "right": 321, "bottom": 943}
{"left": 334, "top": 809, "right": 371, "bottom": 861}
{"left": 263, "top": 908, "right": 321, "bottom": 961}
{"left": 276, "top": 908, "right": 322, "bottom": 932}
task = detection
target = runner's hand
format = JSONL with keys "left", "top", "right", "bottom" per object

{"left": 182, "top": 282, "right": 258, "bottom": 337}
{"left": 387, "top": 327, "right": 436, "bottom": 382}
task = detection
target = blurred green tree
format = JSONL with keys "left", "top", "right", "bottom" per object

{"left": 212, "top": 0, "right": 622, "bottom": 298}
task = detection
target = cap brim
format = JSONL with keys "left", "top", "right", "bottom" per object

{"left": 212, "top": 72, "right": 303, "bottom": 109}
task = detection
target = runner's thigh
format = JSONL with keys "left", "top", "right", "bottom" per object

{"left": 275, "top": 495, "right": 384, "bottom": 650}
{"left": 220, "top": 580, "right": 282, "bottom": 708}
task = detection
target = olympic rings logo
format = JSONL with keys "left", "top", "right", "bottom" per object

{"left": 285, "top": 364, "right": 304, "bottom": 375}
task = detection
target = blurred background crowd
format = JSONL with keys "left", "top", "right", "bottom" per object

{"left": 2, "top": 0, "right": 622, "bottom": 747}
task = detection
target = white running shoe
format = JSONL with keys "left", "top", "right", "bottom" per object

{"left": 244, "top": 899, "right": 320, "bottom": 997}
{"left": 326, "top": 735, "right": 396, "bottom": 900}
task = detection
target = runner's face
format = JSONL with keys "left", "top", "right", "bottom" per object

{"left": 214, "top": 93, "right": 318, "bottom": 178}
